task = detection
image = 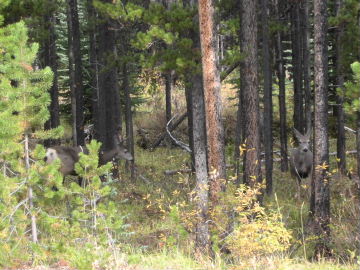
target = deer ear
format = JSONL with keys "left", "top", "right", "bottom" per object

{"left": 113, "top": 133, "right": 124, "bottom": 145}
{"left": 293, "top": 128, "right": 303, "bottom": 141}
{"left": 305, "top": 128, "right": 312, "bottom": 139}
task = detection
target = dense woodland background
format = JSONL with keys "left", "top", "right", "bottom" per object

{"left": 0, "top": 0, "right": 360, "bottom": 269}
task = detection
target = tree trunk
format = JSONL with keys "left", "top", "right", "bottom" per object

{"left": 67, "top": 0, "right": 84, "bottom": 146}
{"left": 123, "top": 63, "right": 135, "bottom": 179}
{"left": 184, "top": 0, "right": 210, "bottom": 255}
{"left": 185, "top": 81, "right": 195, "bottom": 168}
{"left": 66, "top": 1, "right": 76, "bottom": 145}
{"left": 240, "top": 0, "right": 262, "bottom": 187}
{"left": 87, "top": 0, "right": 99, "bottom": 134}
{"left": 95, "top": 0, "right": 121, "bottom": 151}
{"left": 312, "top": 0, "right": 331, "bottom": 257}
{"left": 165, "top": 71, "right": 172, "bottom": 123}
{"left": 335, "top": 0, "right": 346, "bottom": 175}
{"left": 198, "top": 0, "right": 227, "bottom": 201}
{"left": 189, "top": 71, "right": 210, "bottom": 256}
{"left": 261, "top": 0, "right": 273, "bottom": 194}
{"left": 43, "top": 6, "right": 60, "bottom": 147}
{"left": 25, "top": 134, "right": 38, "bottom": 243}
{"left": 301, "top": 0, "right": 312, "bottom": 132}
{"left": 357, "top": 113, "right": 360, "bottom": 179}
{"left": 290, "top": 1, "right": 304, "bottom": 133}
{"left": 274, "top": 0, "right": 288, "bottom": 172}
{"left": 234, "top": 85, "right": 243, "bottom": 184}
{"left": 234, "top": 0, "right": 244, "bottom": 183}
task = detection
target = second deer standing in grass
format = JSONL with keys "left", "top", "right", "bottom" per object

{"left": 290, "top": 128, "right": 313, "bottom": 197}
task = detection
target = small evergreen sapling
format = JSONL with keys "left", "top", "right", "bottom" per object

{"left": 0, "top": 21, "right": 58, "bottom": 247}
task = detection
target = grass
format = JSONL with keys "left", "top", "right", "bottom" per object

{"left": 4, "top": 97, "right": 359, "bottom": 269}
{"left": 114, "top": 129, "right": 359, "bottom": 269}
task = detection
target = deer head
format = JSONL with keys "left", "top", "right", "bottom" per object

{"left": 293, "top": 128, "right": 312, "bottom": 153}
{"left": 99, "top": 134, "right": 133, "bottom": 164}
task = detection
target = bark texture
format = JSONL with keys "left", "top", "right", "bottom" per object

{"left": 335, "top": 0, "right": 346, "bottom": 175}
{"left": 190, "top": 72, "right": 210, "bottom": 256}
{"left": 184, "top": 0, "right": 210, "bottom": 256}
{"left": 198, "top": 0, "right": 226, "bottom": 200}
{"left": 312, "top": 0, "right": 331, "bottom": 257}
{"left": 67, "top": 0, "right": 84, "bottom": 146}
{"left": 87, "top": 0, "right": 99, "bottom": 132}
{"left": 43, "top": 6, "right": 60, "bottom": 146}
{"left": 240, "top": 0, "right": 262, "bottom": 186}
{"left": 275, "top": 0, "right": 288, "bottom": 172}
{"left": 301, "top": 0, "right": 312, "bottom": 132}
{"left": 261, "top": 0, "right": 273, "bottom": 194}
{"left": 95, "top": 0, "right": 121, "bottom": 151}
{"left": 290, "top": 1, "right": 304, "bottom": 133}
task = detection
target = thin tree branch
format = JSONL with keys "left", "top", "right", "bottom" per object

{"left": 166, "top": 115, "right": 192, "bottom": 153}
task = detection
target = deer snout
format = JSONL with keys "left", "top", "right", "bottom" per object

{"left": 303, "top": 148, "right": 308, "bottom": 152}
{"left": 125, "top": 153, "right": 134, "bottom": 161}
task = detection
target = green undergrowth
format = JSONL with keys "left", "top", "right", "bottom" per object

{"left": 115, "top": 138, "right": 359, "bottom": 269}
{"left": 1, "top": 136, "right": 358, "bottom": 269}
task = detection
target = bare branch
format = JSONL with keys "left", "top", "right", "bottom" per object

{"left": 166, "top": 114, "right": 192, "bottom": 153}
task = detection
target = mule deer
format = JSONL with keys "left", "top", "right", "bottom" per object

{"left": 290, "top": 128, "right": 312, "bottom": 197}
{"left": 44, "top": 135, "right": 133, "bottom": 181}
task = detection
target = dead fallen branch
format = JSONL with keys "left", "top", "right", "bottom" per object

{"left": 345, "top": 126, "right": 356, "bottom": 134}
{"left": 150, "top": 112, "right": 188, "bottom": 149}
{"left": 166, "top": 114, "right": 192, "bottom": 153}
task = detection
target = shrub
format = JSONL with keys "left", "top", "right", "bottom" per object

{"left": 224, "top": 184, "right": 292, "bottom": 259}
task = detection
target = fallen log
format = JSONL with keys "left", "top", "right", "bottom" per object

{"left": 166, "top": 114, "right": 192, "bottom": 153}
{"left": 150, "top": 112, "right": 188, "bottom": 149}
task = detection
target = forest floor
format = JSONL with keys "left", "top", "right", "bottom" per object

{"left": 2, "top": 146, "right": 359, "bottom": 269}
{"left": 3, "top": 97, "right": 360, "bottom": 269}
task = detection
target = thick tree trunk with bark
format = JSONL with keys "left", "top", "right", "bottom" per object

{"left": 95, "top": 0, "right": 121, "bottom": 151}
{"left": 189, "top": 72, "right": 210, "bottom": 256}
{"left": 261, "top": 0, "right": 273, "bottom": 194}
{"left": 312, "top": 0, "right": 331, "bottom": 257}
{"left": 240, "top": 0, "right": 262, "bottom": 186}
{"left": 185, "top": 82, "right": 195, "bottom": 167}
{"left": 184, "top": 0, "right": 210, "bottom": 256}
{"left": 234, "top": 86, "right": 243, "bottom": 184}
{"left": 43, "top": 6, "right": 60, "bottom": 146}
{"left": 67, "top": 0, "right": 84, "bottom": 146}
{"left": 87, "top": 0, "right": 99, "bottom": 132}
{"left": 67, "top": 1, "right": 76, "bottom": 145}
{"left": 290, "top": 1, "right": 304, "bottom": 133}
{"left": 275, "top": 0, "right": 288, "bottom": 172}
{"left": 301, "top": 0, "right": 312, "bottom": 132}
{"left": 234, "top": 0, "right": 244, "bottom": 183}
{"left": 335, "top": 0, "right": 346, "bottom": 174}
{"left": 198, "top": 0, "right": 226, "bottom": 200}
